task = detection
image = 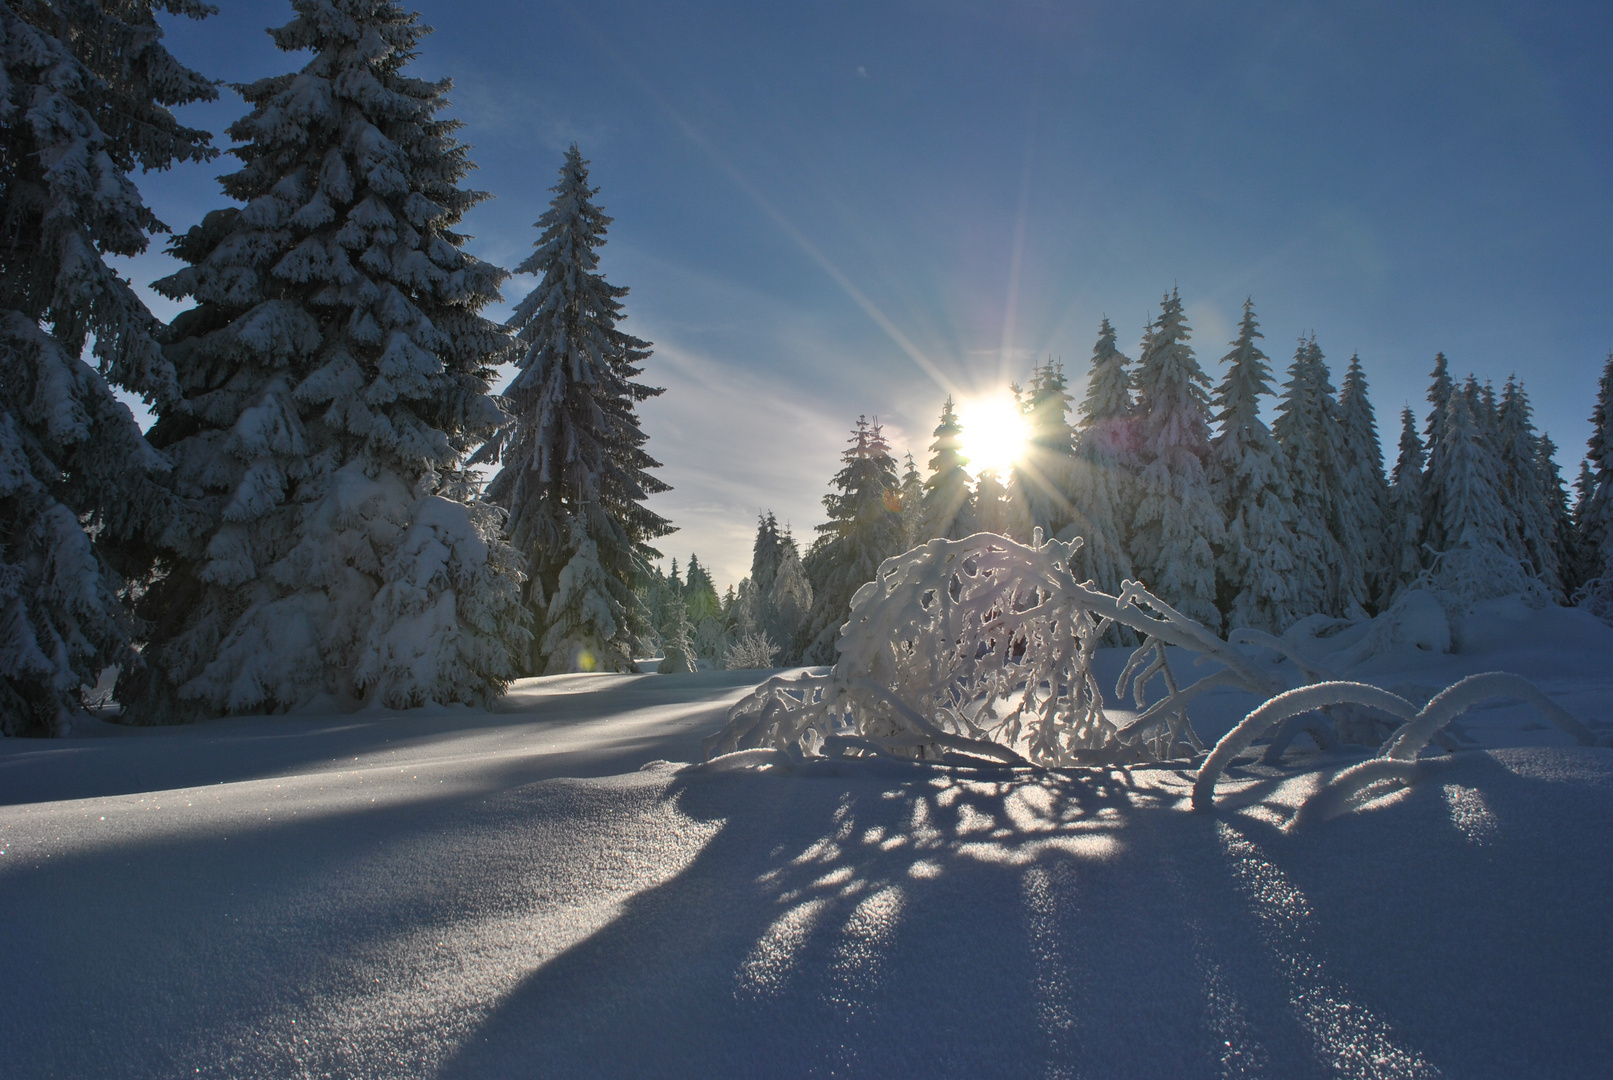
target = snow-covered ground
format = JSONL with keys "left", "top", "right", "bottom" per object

{"left": 3, "top": 607, "right": 1612, "bottom": 1079}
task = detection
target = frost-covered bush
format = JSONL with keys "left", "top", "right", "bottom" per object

{"left": 706, "top": 532, "right": 1284, "bottom": 767}
{"left": 705, "top": 532, "right": 1597, "bottom": 810}
{"left": 724, "top": 632, "right": 779, "bottom": 670}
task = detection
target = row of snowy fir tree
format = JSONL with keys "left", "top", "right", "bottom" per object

{"left": 2, "top": 0, "right": 670, "bottom": 734}
{"left": 772, "top": 291, "right": 1613, "bottom": 664}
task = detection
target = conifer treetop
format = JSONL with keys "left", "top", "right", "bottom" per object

{"left": 1210, "top": 298, "right": 1275, "bottom": 452}
{"left": 158, "top": 0, "right": 510, "bottom": 477}
{"left": 480, "top": 144, "right": 670, "bottom": 544}
{"left": 1134, "top": 288, "right": 1211, "bottom": 455}
{"left": 818, "top": 415, "right": 898, "bottom": 539}
{"left": 1393, "top": 406, "right": 1425, "bottom": 486}
{"left": 1078, "top": 316, "right": 1133, "bottom": 430}
{"left": 926, "top": 397, "right": 967, "bottom": 480}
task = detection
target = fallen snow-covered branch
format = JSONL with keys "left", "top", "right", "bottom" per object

{"left": 1191, "top": 683, "right": 1421, "bottom": 810}
{"left": 1380, "top": 671, "right": 1600, "bottom": 760}
{"left": 1194, "top": 671, "right": 1603, "bottom": 811}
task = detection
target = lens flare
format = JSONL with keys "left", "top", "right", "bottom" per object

{"left": 956, "top": 392, "right": 1029, "bottom": 477}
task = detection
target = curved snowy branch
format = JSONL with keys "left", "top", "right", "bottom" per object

{"left": 1193, "top": 682, "right": 1420, "bottom": 811}
{"left": 1381, "top": 672, "right": 1598, "bottom": 761}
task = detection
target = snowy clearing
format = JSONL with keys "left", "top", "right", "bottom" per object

{"left": 3, "top": 607, "right": 1612, "bottom": 1079}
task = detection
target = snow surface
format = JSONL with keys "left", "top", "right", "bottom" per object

{"left": 3, "top": 607, "right": 1612, "bottom": 1079}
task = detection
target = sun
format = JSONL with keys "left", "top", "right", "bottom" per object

{"left": 956, "top": 392, "right": 1030, "bottom": 477}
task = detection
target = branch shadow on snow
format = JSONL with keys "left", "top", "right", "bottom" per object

{"left": 434, "top": 751, "right": 1613, "bottom": 1080}
{"left": 4, "top": 745, "right": 1610, "bottom": 1079}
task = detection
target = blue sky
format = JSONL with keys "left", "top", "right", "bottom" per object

{"left": 120, "top": 0, "right": 1613, "bottom": 587}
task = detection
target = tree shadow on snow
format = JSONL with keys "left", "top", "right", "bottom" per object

{"left": 434, "top": 766, "right": 1303, "bottom": 1079}
{"left": 0, "top": 670, "right": 770, "bottom": 805}
{"left": 438, "top": 751, "right": 1613, "bottom": 1080}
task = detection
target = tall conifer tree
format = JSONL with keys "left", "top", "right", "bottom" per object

{"left": 478, "top": 146, "right": 672, "bottom": 674}
{"left": 1497, "top": 377, "right": 1562, "bottom": 597}
{"left": 0, "top": 0, "right": 216, "bottom": 732}
{"left": 800, "top": 416, "right": 900, "bottom": 662}
{"left": 921, "top": 398, "right": 978, "bottom": 540}
{"left": 1426, "top": 385, "right": 1512, "bottom": 563}
{"left": 1129, "top": 289, "right": 1222, "bottom": 628}
{"left": 1420, "top": 353, "right": 1456, "bottom": 554}
{"left": 1208, "top": 299, "right": 1296, "bottom": 632}
{"left": 130, "top": 0, "right": 527, "bottom": 716}
{"left": 1385, "top": 407, "right": 1426, "bottom": 597}
{"left": 1273, "top": 335, "right": 1344, "bottom": 616}
{"left": 898, "top": 451, "right": 926, "bottom": 549}
{"left": 1016, "top": 361, "right": 1079, "bottom": 541}
{"left": 768, "top": 528, "right": 813, "bottom": 657}
{"left": 1577, "top": 353, "right": 1613, "bottom": 586}
{"left": 1337, "top": 353, "right": 1388, "bottom": 609}
{"left": 1537, "top": 433, "right": 1576, "bottom": 594}
{"left": 1070, "top": 317, "right": 1135, "bottom": 594}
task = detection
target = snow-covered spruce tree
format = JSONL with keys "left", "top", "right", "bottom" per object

{"left": 477, "top": 145, "right": 672, "bottom": 674}
{"left": 1497, "top": 377, "right": 1562, "bottom": 598}
{"left": 129, "top": 0, "right": 527, "bottom": 716}
{"left": 1337, "top": 353, "right": 1388, "bottom": 609}
{"left": 1070, "top": 316, "right": 1135, "bottom": 595}
{"left": 1016, "top": 361, "right": 1079, "bottom": 541}
{"left": 729, "top": 514, "right": 774, "bottom": 649}
{"left": 898, "top": 451, "right": 926, "bottom": 549}
{"left": 1076, "top": 317, "right": 1135, "bottom": 458}
{"left": 1575, "top": 353, "right": 1613, "bottom": 587}
{"left": 1272, "top": 335, "right": 1343, "bottom": 618}
{"left": 1463, "top": 374, "right": 1527, "bottom": 562}
{"left": 1384, "top": 407, "right": 1426, "bottom": 598}
{"left": 921, "top": 397, "right": 978, "bottom": 541}
{"left": 1128, "top": 289, "right": 1223, "bottom": 629}
{"left": 683, "top": 552, "right": 727, "bottom": 663}
{"left": 1537, "top": 433, "right": 1577, "bottom": 594}
{"left": 1207, "top": 298, "right": 1296, "bottom": 633}
{"left": 748, "top": 512, "right": 783, "bottom": 596}
{"left": 732, "top": 512, "right": 811, "bottom": 661}
{"left": 684, "top": 553, "right": 720, "bottom": 624}
{"left": 1419, "top": 352, "right": 1456, "bottom": 555}
{"left": 541, "top": 517, "right": 623, "bottom": 672}
{"left": 0, "top": 0, "right": 217, "bottom": 733}
{"left": 973, "top": 467, "right": 1012, "bottom": 537}
{"left": 656, "top": 588, "right": 696, "bottom": 673}
{"left": 799, "top": 416, "right": 900, "bottom": 663}
{"left": 1423, "top": 381, "right": 1525, "bottom": 601}
{"left": 768, "top": 527, "right": 812, "bottom": 654}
